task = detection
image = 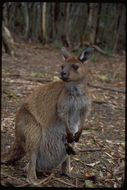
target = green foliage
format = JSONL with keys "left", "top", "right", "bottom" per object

{"left": 90, "top": 54, "right": 97, "bottom": 62}
{"left": 73, "top": 47, "right": 85, "bottom": 56}
{"left": 53, "top": 41, "right": 63, "bottom": 49}
{"left": 104, "top": 48, "right": 113, "bottom": 57}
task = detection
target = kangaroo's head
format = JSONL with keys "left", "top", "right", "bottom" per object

{"left": 60, "top": 47, "right": 94, "bottom": 82}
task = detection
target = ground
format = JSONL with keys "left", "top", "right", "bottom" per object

{"left": 1, "top": 42, "right": 125, "bottom": 187}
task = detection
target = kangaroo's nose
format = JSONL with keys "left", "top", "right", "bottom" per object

{"left": 61, "top": 71, "right": 67, "bottom": 76}
{"left": 60, "top": 71, "right": 69, "bottom": 81}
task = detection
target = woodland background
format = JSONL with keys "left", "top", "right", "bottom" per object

{"left": 1, "top": 2, "right": 125, "bottom": 188}
{"left": 2, "top": 2, "right": 126, "bottom": 55}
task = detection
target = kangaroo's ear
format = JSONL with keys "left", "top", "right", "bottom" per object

{"left": 79, "top": 47, "right": 94, "bottom": 63}
{"left": 61, "top": 47, "right": 71, "bottom": 60}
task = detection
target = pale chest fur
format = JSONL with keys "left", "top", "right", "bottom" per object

{"left": 58, "top": 82, "right": 91, "bottom": 135}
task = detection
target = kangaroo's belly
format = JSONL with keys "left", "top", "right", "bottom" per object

{"left": 36, "top": 123, "right": 67, "bottom": 171}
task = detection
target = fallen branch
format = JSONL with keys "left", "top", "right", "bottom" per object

{"left": 88, "top": 83, "right": 125, "bottom": 94}
{"left": 1, "top": 172, "right": 28, "bottom": 186}
{"left": 52, "top": 176, "right": 75, "bottom": 187}
{"left": 72, "top": 41, "right": 123, "bottom": 58}
{"left": 92, "top": 45, "right": 116, "bottom": 57}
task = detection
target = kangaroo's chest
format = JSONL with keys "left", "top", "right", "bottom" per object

{"left": 57, "top": 84, "right": 91, "bottom": 135}
{"left": 66, "top": 85, "right": 89, "bottom": 114}
{"left": 64, "top": 86, "right": 90, "bottom": 133}
{"left": 67, "top": 94, "right": 88, "bottom": 120}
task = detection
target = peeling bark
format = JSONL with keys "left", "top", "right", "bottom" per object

{"left": 2, "top": 23, "right": 14, "bottom": 56}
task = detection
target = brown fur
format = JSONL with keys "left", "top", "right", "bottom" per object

{"left": 1, "top": 47, "right": 93, "bottom": 185}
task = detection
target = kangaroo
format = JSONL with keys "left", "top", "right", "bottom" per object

{"left": 1, "top": 47, "right": 94, "bottom": 185}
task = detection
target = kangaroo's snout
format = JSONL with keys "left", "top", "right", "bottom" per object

{"left": 60, "top": 70, "right": 69, "bottom": 81}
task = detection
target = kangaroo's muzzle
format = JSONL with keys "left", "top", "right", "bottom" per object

{"left": 60, "top": 71, "right": 69, "bottom": 81}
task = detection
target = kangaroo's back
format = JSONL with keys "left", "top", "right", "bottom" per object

{"left": 23, "top": 81, "right": 65, "bottom": 127}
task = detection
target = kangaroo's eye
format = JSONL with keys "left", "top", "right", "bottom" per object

{"left": 72, "top": 64, "right": 79, "bottom": 71}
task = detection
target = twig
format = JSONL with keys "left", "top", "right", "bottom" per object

{"left": 92, "top": 100, "right": 107, "bottom": 105}
{"left": 52, "top": 176, "right": 75, "bottom": 187}
{"left": 36, "top": 173, "right": 54, "bottom": 185}
{"left": 75, "top": 178, "right": 78, "bottom": 187}
{"left": 85, "top": 161, "right": 100, "bottom": 167}
{"left": 88, "top": 83, "right": 125, "bottom": 94}
{"left": 78, "top": 148, "right": 102, "bottom": 152}
{"left": 39, "top": 178, "right": 54, "bottom": 186}
{"left": 14, "top": 183, "right": 30, "bottom": 187}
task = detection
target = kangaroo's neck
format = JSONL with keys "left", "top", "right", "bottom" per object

{"left": 64, "top": 80, "right": 87, "bottom": 96}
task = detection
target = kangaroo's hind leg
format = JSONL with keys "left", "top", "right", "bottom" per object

{"left": 24, "top": 115, "right": 50, "bottom": 185}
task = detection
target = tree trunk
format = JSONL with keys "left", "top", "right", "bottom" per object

{"left": 2, "top": 23, "right": 15, "bottom": 56}
{"left": 113, "top": 4, "right": 123, "bottom": 53}
{"left": 61, "top": 3, "right": 71, "bottom": 47}
{"left": 42, "top": 2, "right": 47, "bottom": 44}
{"left": 3, "top": 3, "right": 8, "bottom": 26}
{"left": 50, "top": 3, "right": 55, "bottom": 41}
{"left": 27, "top": 3, "right": 34, "bottom": 40}
{"left": 22, "top": 3, "right": 29, "bottom": 40}
{"left": 84, "top": 3, "right": 98, "bottom": 44}
{"left": 54, "top": 3, "right": 60, "bottom": 43}
{"left": 36, "top": 3, "right": 41, "bottom": 41}
{"left": 95, "top": 3, "right": 101, "bottom": 44}
{"left": 86, "top": 3, "right": 93, "bottom": 43}
{"left": 31, "top": 3, "right": 38, "bottom": 41}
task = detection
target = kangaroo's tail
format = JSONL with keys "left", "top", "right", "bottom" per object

{"left": 1, "top": 139, "right": 25, "bottom": 165}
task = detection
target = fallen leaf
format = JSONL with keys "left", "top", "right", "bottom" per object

{"left": 53, "top": 76, "right": 60, "bottom": 81}
{"left": 84, "top": 180, "right": 95, "bottom": 188}
{"left": 97, "top": 74, "right": 109, "bottom": 82}
{"left": 73, "top": 157, "right": 80, "bottom": 161}
{"left": 82, "top": 130, "right": 91, "bottom": 135}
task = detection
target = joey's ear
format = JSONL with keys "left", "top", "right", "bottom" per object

{"left": 79, "top": 47, "right": 94, "bottom": 63}
{"left": 61, "top": 47, "right": 71, "bottom": 60}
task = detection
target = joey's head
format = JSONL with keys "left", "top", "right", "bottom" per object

{"left": 60, "top": 47, "right": 94, "bottom": 82}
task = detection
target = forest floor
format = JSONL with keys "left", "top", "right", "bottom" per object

{"left": 1, "top": 41, "right": 125, "bottom": 187}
